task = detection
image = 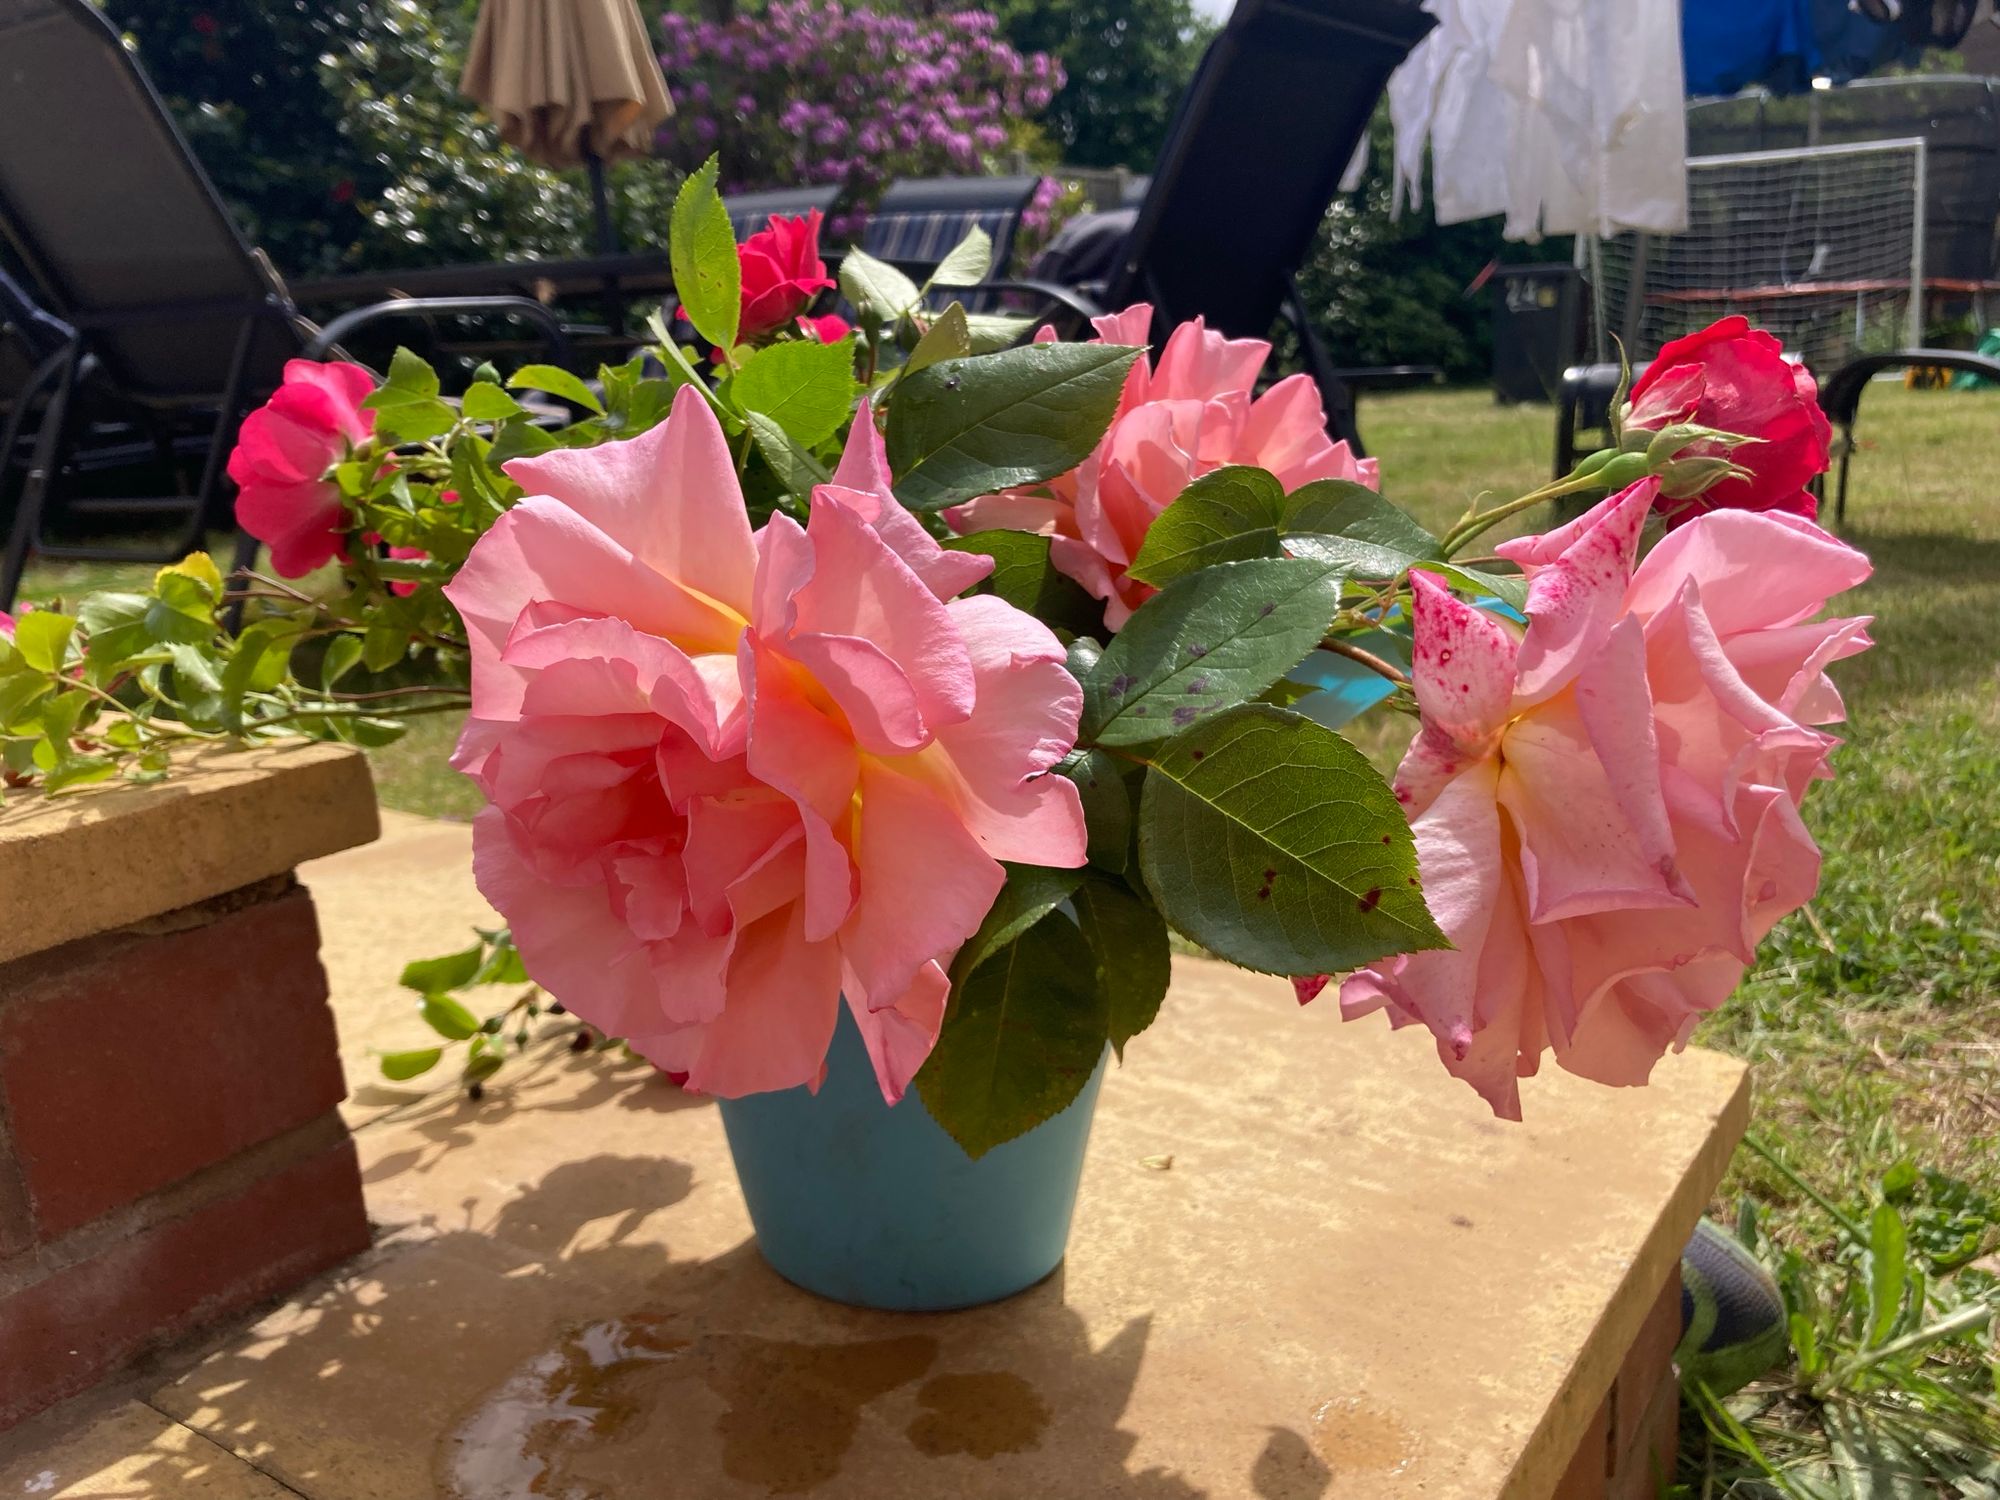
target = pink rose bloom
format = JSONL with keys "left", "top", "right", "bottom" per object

{"left": 946, "top": 305, "right": 1377, "bottom": 629}
{"left": 445, "top": 388, "right": 1087, "bottom": 1102}
{"left": 1623, "top": 315, "right": 1831, "bottom": 527}
{"left": 0, "top": 610, "right": 12, "bottom": 638}
{"left": 229, "top": 360, "right": 376, "bottom": 577}
{"left": 1332, "top": 480, "right": 1871, "bottom": 1118}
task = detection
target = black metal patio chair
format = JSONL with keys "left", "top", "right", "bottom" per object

{"left": 1816, "top": 348, "right": 2000, "bottom": 525}
{"left": 0, "top": 0, "right": 567, "bottom": 610}
{"left": 860, "top": 175, "right": 1042, "bottom": 286}
{"left": 1015, "top": 0, "right": 1440, "bottom": 455}
{"left": 726, "top": 185, "right": 845, "bottom": 241}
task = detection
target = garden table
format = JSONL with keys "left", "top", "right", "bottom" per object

{"left": 0, "top": 812, "right": 1747, "bottom": 1500}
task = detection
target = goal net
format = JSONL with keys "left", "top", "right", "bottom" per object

{"left": 1586, "top": 138, "right": 1926, "bottom": 375}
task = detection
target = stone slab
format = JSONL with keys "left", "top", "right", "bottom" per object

{"left": 295, "top": 810, "right": 501, "bottom": 1127}
{"left": 146, "top": 949, "right": 1747, "bottom": 1500}
{"left": 0, "top": 1398, "right": 297, "bottom": 1498}
{"left": 0, "top": 742, "right": 377, "bottom": 966}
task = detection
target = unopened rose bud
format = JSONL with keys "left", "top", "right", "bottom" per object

{"left": 1657, "top": 455, "right": 1750, "bottom": 500}
{"left": 1596, "top": 451, "right": 1652, "bottom": 490}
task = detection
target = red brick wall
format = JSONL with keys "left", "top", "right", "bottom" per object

{"left": 1552, "top": 1274, "right": 1684, "bottom": 1500}
{"left": 0, "top": 877, "right": 370, "bottom": 1431}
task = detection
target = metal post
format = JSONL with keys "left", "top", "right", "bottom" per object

{"left": 1908, "top": 138, "right": 1927, "bottom": 349}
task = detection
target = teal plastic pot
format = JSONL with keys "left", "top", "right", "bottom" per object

{"left": 716, "top": 1007, "right": 1107, "bottom": 1311}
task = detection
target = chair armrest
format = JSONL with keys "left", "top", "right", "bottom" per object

{"left": 1817, "top": 348, "right": 2000, "bottom": 426}
{"left": 303, "top": 296, "right": 571, "bottom": 368}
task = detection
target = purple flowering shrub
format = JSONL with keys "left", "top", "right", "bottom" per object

{"left": 656, "top": 2, "right": 1065, "bottom": 244}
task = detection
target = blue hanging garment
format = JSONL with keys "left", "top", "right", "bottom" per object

{"left": 1682, "top": 0, "right": 1818, "bottom": 96}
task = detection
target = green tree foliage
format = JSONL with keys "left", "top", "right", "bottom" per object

{"left": 100, "top": 0, "right": 674, "bottom": 277}
{"left": 101, "top": 0, "right": 384, "bottom": 278}
{"left": 994, "top": 0, "right": 1213, "bottom": 170}
{"left": 1296, "top": 108, "right": 1561, "bottom": 382}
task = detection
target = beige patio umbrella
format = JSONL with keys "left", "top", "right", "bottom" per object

{"left": 460, "top": 0, "right": 672, "bottom": 252}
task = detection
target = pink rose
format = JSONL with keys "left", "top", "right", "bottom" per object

{"left": 738, "top": 211, "right": 837, "bottom": 340}
{"left": 229, "top": 360, "right": 376, "bottom": 577}
{"left": 1329, "top": 481, "right": 1870, "bottom": 1118}
{"left": 445, "top": 388, "right": 1087, "bottom": 1101}
{"left": 946, "top": 306, "right": 1378, "bottom": 629}
{"left": 1623, "top": 316, "right": 1832, "bottom": 526}
{"left": 0, "top": 610, "right": 12, "bottom": 638}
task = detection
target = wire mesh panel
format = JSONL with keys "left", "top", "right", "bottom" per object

{"left": 1589, "top": 138, "right": 1926, "bottom": 372}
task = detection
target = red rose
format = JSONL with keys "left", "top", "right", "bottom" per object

{"left": 228, "top": 360, "right": 376, "bottom": 577}
{"left": 1623, "top": 316, "right": 1832, "bottom": 527}
{"left": 737, "top": 211, "right": 836, "bottom": 340}
{"left": 797, "top": 312, "right": 851, "bottom": 344}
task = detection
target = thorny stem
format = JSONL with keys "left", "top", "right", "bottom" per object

{"left": 1318, "top": 635, "right": 1412, "bottom": 687}
{"left": 1438, "top": 472, "right": 1608, "bottom": 556}
{"left": 321, "top": 684, "right": 472, "bottom": 705}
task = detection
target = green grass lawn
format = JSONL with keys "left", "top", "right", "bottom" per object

{"left": 15, "top": 382, "right": 1997, "bottom": 1486}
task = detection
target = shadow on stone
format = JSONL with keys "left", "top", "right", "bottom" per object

{"left": 139, "top": 1153, "right": 1217, "bottom": 1498}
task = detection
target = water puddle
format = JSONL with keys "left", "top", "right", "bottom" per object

{"left": 440, "top": 1313, "right": 1050, "bottom": 1496}
{"left": 1310, "top": 1397, "right": 1418, "bottom": 1478}
{"left": 906, "top": 1371, "right": 1050, "bottom": 1459}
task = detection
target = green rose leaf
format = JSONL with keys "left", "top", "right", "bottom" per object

{"left": 380, "top": 1047, "right": 443, "bottom": 1082}
{"left": 1124, "top": 466, "right": 1289, "bottom": 586}
{"left": 320, "top": 634, "right": 364, "bottom": 692}
{"left": 1080, "top": 557, "right": 1344, "bottom": 747}
{"left": 399, "top": 942, "right": 485, "bottom": 995}
{"left": 669, "top": 157, "right": 741, "bottom": 352}
{"left": 929, "top": 227, "right": 994, "bottom": 289}
{"left": 461, "top": 381, "right": 528, "bottom": 422}
{"left": 507, "top": 363, "right": 603, "bottom": 415}
{"left": 1138, "top": 703, "right": 1446, "bottom": 975}
{"left": 743, "top": 411, "right": 832, "bottom": 496}
{"left": 12, "top": 610, "right": 73, "bottom": 673}
{"left": 376, "top": 346, "right": 439, "bottom": 400}
{"left": 1056, "top": 748, "right": 1133, "bottom": 874}
{"left": 731, "top": 338, "right": 858, "bottom": 447}
{"left": 44, "top": 753, "right": 116, "bottom": 794}
{"left": 904, "top": 303, "right": 972, "bottom": 376}
{"left": 365, "top": 348, "right": 456, "bottom": 442}
{"left": 420, "top": 993, "right": 483, "bottom": 1042}
{"left": 1071, "top": 871, "right": 1170, "bottom": 1057}
{"left": 837, "top": 246, "right": 922, "bottom": 326}
{"left": 942, "top": 530, "right": 1103, "bottom": 638}
{"left": 165, "top": 642, "right": 225, "bottom": 726}
{"left": 918, "top": 911, "right": 1106, "bottom": 1159}
{"left": 1427, "top": 560, "right": 1529, "bottom": 614}
{"left": 76, "top": 592, "right": 153, "bottom": 667}
{"left": 886, "top": 343, "right": 1141, "bottom": 512}
{"left": 963, "top": 312, "right": 1035, "bottom": 353}
{"left": 1282, "top": 481, "right": 1443, "bottom": 580}
{"left": 951, "top": 862, "right": 1084, "bottom": 983}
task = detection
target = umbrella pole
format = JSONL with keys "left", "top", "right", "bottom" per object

{"left": 586, "top": 148, "right": 617, "bottom": 254}
{"left": 585, "top": 147, "right": 625, "bottom": 341}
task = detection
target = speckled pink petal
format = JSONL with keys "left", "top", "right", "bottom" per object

{"left": 1408, "top": 570, "right": 1519, "bottom": 752}
{"left": 1509, "top": 480, "right": 1651, "bottom": 706}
